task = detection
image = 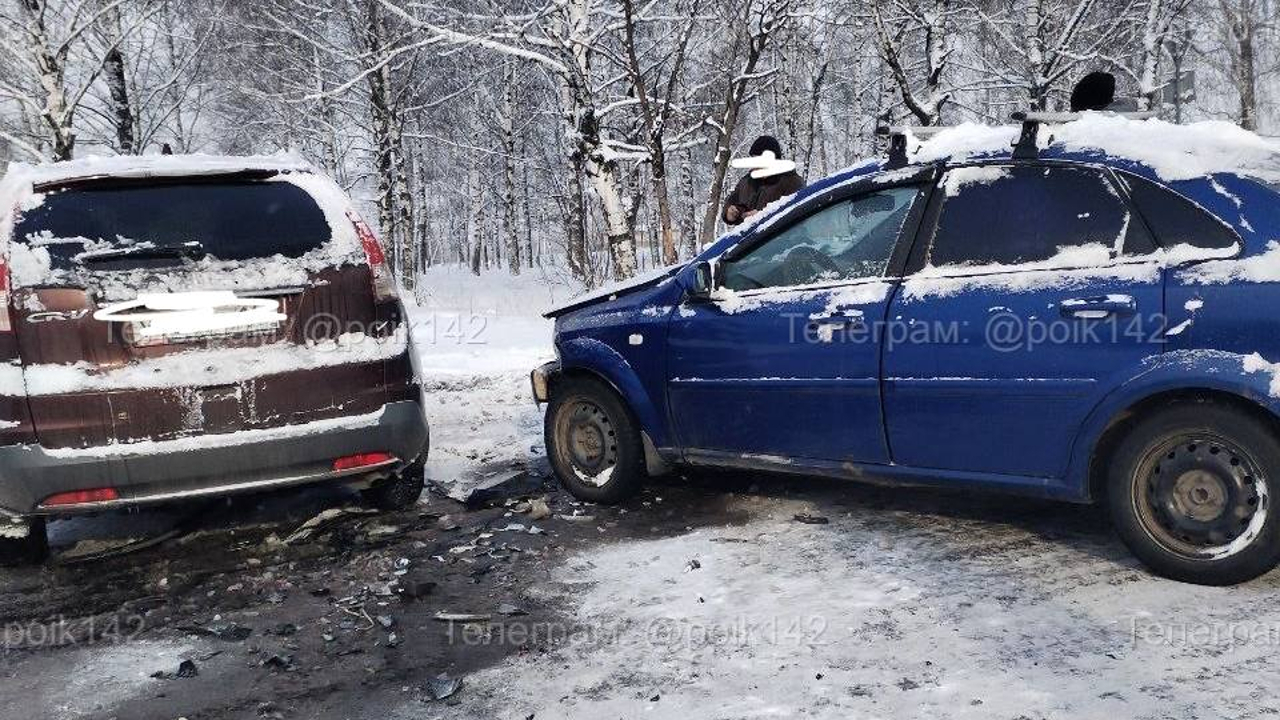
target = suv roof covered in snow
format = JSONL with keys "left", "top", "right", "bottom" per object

{"left": 1, "top": 153, "right": 316, "bottom": 194}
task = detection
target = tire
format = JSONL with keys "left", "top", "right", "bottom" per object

{"left": 362, "top": 459, "right": 426, "bottom": 511}
{"left": 1107, "top": 402, "right": 1280, "bottom": 585}
{"left": 0, "top": 518, "right": 49, "bottom": 567}
{"left": 545, "top": 376, "right": 646, "bottom": 504}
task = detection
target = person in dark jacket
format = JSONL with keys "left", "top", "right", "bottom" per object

{"left": 722, "top": 135, "right": 805, "bottom": 226}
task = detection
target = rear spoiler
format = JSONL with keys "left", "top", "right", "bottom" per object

{"left": 33, "top": 169, "right": 289, "bottom": 193}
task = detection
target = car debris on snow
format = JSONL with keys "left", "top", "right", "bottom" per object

{"left": 429, "top": 460, "right": 548, "bottom": 507}
{"left": 433, "top": 611, "right": 492, "bottom": 623}
{"left": 425, "top": 673, "right": 463, "bottom": 701}
{"left": 151, "top": 659, "right": 199, "bottom": 679}
{"left": 177, "top": 621, "right": 253, "bottom": 642}
{"left": 283, "top": 506, "right": 376, "bottom": 544}
{"left": 793, "top": 513, "right": 830, "bottom": 525}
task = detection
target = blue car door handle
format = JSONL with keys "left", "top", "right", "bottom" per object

{"left": 809, "top": 310, "right": 864, "bottom": 328}
{"left": 1059, "top": 295, "right": 1137, "bottom": 319}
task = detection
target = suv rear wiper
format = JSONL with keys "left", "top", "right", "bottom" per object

{"left": 78, "top": 242, "right": 207, "bottom": 264}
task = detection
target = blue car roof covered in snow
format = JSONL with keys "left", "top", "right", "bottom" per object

{"left": 704, "top": 116, "right": 1280, "bottom": 260}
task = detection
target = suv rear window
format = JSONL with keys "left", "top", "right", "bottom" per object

{"left": 13, "top": 178, "right": 331, "bottom": 271}
{"left": 1122, "top": 174, "right": 1239, "bottom": 250}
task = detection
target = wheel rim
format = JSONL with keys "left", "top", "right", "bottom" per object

{"left": 1131, "top": 433, "right": 1269, "bottom": 560}
{"left": 554, "top": 399, "right": 618, "bottom": 487}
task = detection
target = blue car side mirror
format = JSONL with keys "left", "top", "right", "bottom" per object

{"left": 688, "top": 261, "right": 714, "bottom": 302}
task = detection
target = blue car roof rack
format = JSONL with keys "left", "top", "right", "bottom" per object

{"left": 878, "top": 110, "right": 1161, "bottom": 167}
{"left": 875, "top": 124, "right": 947, "bottom": 169}
{"left": 1010, "top": 110, "right": 1158, "bottom": 159}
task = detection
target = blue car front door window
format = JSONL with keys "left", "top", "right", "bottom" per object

{"left": 721, "top": 186, "right": 921, "bottom": 291}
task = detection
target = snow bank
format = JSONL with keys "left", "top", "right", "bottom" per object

{"left": 412, "top": 265, "right": 564, "bottom": 497}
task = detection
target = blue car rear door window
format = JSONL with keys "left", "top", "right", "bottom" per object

{"left": 927, "top": 165, "right": 1149, "bottom": 267}
{"left": 1120, "top": 173, "right": 1240, "bottom": 250}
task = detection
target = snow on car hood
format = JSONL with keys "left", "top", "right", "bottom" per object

{"left": 544, "top": 263, "right": 684, "bottom": 317}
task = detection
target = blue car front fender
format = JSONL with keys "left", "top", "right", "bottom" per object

{"left": 556, "top": 336, "right": 669, "bottom": 447}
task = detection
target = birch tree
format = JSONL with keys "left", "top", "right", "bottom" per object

{"left": 872, "top": 0, "right": 957, "bottom": 125}
{"left": 0, "top": 0, "right": 156, "bottom": 160}
{"left": 696, "top": 0, "right": 797, "bottom": 248}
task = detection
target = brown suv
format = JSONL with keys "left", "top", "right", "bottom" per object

{"left": 0, "top": 155, "right": 429, "bottom": 563}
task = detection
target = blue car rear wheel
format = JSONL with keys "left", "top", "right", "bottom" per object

{"left": 1109, "top": 402, "right": 1280, "bottom": 585}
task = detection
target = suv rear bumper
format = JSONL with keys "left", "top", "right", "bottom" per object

{"left": 0, "top": 400, "right": 429, "bottom": 518}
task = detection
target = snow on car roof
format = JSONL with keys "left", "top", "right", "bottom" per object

{"left": 2, "top": 152, "right": 315, "bottom": 190}
{"left": 908, "top": 114, "right": 1280, "bottom": 183}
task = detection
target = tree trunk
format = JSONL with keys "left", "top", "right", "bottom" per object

{"left": 621, "top": 0, "right": 679, "bottom": 266}
{"left": 103, "top": 47, "right": 137, "bottom": 154}
{"left": 565, "top": 151, "right": 590, "bottom": 282}
{"left": 502, "top": 65, "right": 521, "bottom": 275}
{"left": 698, "top": 10, "right": 772, "bottom": 248}
{"left": 19, "top": 0, "right": 75, "bottom": 160}
{"left": 1225, "top": 0, "right": 1260, "bottom": 130}
{"left": 467, "top": 156, "right": 483, "bottom": 276}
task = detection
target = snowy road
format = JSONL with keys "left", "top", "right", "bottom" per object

{"left": 425, "top": 477, "right": 1280, "bottom": 719}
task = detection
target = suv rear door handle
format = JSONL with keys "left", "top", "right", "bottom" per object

{"left": 1059, "top": 295, "right": 1136, "bottom": 319}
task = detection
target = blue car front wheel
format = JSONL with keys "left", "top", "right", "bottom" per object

{"left": 545, "top": 376, "right": 646, "bottom": 504}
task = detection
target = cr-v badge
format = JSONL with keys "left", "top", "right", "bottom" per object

{"left": 26, "top": 309, "right": 91, "bottom": 323}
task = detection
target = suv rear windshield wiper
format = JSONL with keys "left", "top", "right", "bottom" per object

{"left": 77, "top": 242, "right": 207, "bottom": 264}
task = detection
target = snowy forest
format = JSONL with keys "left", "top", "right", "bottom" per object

{"left": 0, "top": 0, "right": 1277, "bottom": 291}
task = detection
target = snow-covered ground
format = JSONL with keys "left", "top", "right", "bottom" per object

{"left": 423, "top": 490, "right": 1280, "bottom": 719}
{"left": 410, "top": 266, "right": 581, "bottom": 496}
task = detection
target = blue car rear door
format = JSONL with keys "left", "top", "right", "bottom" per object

{"left": 881, "top": 162, "right": 1166, "bottom": 482}
{"left": 667, "top": 176, "right": 932, "bottom": 465}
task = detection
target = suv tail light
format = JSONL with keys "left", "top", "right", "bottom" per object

{"left": 42, "top": 487, "right": 120, "bottom": 507}
{"left": 347, "top": 211, "right": 398, "bottom": 302}
{"left": 333, "top": 452, "right": 394, "bottom": 472}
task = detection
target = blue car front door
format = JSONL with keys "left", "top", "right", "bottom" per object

{"left": 882, "top": 163, "right": 1166, "bottom": 482}
{"left": 667, "top": 183, "right": 928, "bottom": 464}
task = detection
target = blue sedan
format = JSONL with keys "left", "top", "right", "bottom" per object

{"left": 533, "top": 114, "right": 1280, "bottom": 585}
